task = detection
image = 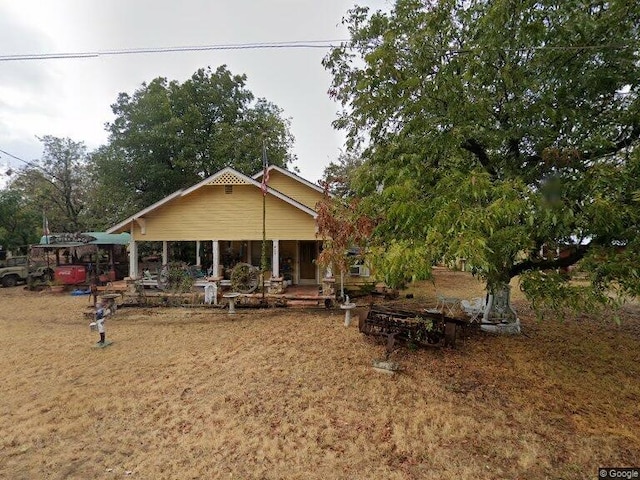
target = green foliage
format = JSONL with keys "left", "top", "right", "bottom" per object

{"left": 581, "top": 242, "right": 640, "bottom": 300}
{"left": 345, "top": 280, "right": 377, "bottom": 298}
{"left": 369, "top": 242, "right": 432, "bottom": 289}
{"left": 519, "top": 270, "right": 617, "bottom": 321}
{"left": 321, "top": 150, "right": 364, "bottom": 197}
{"left": 6, "top": 136, "right": 91, "bottom": 234}
{"left": 164, "top": 262, "right": 195, "bottom": 294}
{"left": 324, "top": 0, "right": 640, "bottom": 311}
{"left": 83, "top": 145, "right": 141, "bottom": 230}
{"left": 0, "top": 189, "right": 40, "bottom": 252}
{"left": 90, "top": 65, "right": 296, "bottom": 221}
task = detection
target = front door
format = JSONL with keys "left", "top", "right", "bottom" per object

{"left": 299, "top": 241, "right": 317, "bottom": 284}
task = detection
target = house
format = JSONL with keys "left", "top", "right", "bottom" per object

{"left": 106, "top": 166, "right": 331, "bottom": 288}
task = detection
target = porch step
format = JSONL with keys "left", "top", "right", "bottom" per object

{"left": 287, "top": 299, "right": 327, "bottom": 307}
{"left": 282, "top": 294, "right": 327, "bottom": 300}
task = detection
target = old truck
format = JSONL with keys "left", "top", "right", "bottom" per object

{"left": 0, "top": 256, "right": 53, "bottom": 287}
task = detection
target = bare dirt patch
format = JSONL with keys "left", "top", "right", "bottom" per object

{"left": 1, "top": 270, "right": 638, "bottom": 479}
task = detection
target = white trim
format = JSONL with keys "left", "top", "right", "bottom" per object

{"left": 252, "top": 165, "right": 332, "bottom": 197}
{"left": 272, "top": 240, "right": 280, "bottom": 278}
{"left": 107, "top": 167, "right": 317, "bottom": 234}
{"left": 128, "top": 223, "right": 138, "bottom": 279}
{"left": 212, "top": 240, "right": 219, "bottom": 277}
{"left": 182, "top": 167, "right": 317, "bottom": 216}
{"left": 107, "top": 189, "right": 184, "bottom": 233}
{"left": 180, "top": 166, "right": 242, "bottom": 196}
{"left": 135, "top": 217, "right": 146, "bottom": 235}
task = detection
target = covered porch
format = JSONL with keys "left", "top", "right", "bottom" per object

{"left": 106, "top": 166, "right": 334, "bottom": 297}
{"left": 130, "top": 239, "right": 329, "bottom": 288}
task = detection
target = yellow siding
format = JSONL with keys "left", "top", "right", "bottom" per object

{"left": 129, "top": 185, "right": 318, "bottom": 241}
{"left": 266, "top": 171, "right": 326, "bottom": 210}
{"left": 344, "top": 273, "right": 379, "bottom": 287}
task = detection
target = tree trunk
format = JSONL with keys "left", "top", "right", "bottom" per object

{"left": 482, "top": 283, "right": 521, "bottom": 334}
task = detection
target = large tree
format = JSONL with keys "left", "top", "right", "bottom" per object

{"left": 90, "top": 65, "right": 295, "bottom": 225}
{"left": 320, "top": 149, "right": 364, "bottom": 197}
{"left": 0, "top": 189, "right": 40, "bottom": 254}
{"left": 323, "top": 0, "right": 640, "bottom": 323}
{"left": 9, "top": 136, "right": 91, "bottom": 234}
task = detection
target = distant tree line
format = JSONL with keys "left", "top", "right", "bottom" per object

{"left": 0, "top": 65, "right": 295, "bottom": 252}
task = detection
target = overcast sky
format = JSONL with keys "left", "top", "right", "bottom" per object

{"left": 0, "top": 0, "right": 389, "bottom": 186}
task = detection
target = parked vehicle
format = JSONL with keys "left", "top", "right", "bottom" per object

{"left": 0, "top": 256, "right": 53, "bottom": 287}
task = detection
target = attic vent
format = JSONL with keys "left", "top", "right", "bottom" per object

{"left": 225, "top": 185, "right": 233, "bottom": 194}
{"left": 209, "top": 172, "right": 249, "bottom": 185}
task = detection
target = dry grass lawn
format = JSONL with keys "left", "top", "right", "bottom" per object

{"left": 1, "top": 269, "right": 639, "bottom": 479}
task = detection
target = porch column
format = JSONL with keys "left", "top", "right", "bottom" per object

{"left": 212, "top": 240, "right": 220, "bottom": 277}
{"left": 246, "top": 242, "right": 252, "bottom": 264}
{"left": 196, "top": 240, "right": 201, "bottom": 267}
{"left": 162, "top": 241, "right": 168, "bottom": 265}
{"left": 129, "top": 222, "right": 138, "bottom": 278}
{"left": 272, "top": 239, "right": 280, "bottom": 279}
{"left": 129, "top": 239, "right": 138, "bottom": 279}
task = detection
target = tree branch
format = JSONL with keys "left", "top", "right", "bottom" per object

{"left": 508, "top": 138, "right": 520, "bottom": 160}
{"left": 583, "top": 125, "right": 640, "bottom": 161}
{"left": 461, "top": 138, "right": 497, "bottom": 177}
{"left": 509, "top": 244, "right": 591, "bottom": 278}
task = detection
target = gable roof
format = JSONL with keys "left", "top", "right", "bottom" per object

{"left": 252, "top": 165, "right": 332, "bottom": 197}
{"left": 106, "top": 167, "right": 317, "bottom": 234}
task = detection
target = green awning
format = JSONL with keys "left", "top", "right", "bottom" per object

{"left": 37, "top": 232, "right": 131, "bottom": 247}
{"left": 83, "top": 232, "right": 131, "bottom": 245}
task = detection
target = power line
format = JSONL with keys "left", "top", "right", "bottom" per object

{"left": 0, "top": 148, "right": 34, "bottom": 165}
{"left": 0, "top": 40, "right": 349, "bottom": 62}
{"left": 2, "top": 38, "right": 636, "bottom": 63}
{"left": 0, "top": 147, "right": 58, "bottom": 188}
{"left": 0, "top": 148, "right": 43, "bottom": 177}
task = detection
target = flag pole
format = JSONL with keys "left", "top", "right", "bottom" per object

{"left": 43, "top": 209, "right": 50, "bottom": 278}
{"left": 261, "top": 140, "right": 268, "bottom": 303}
